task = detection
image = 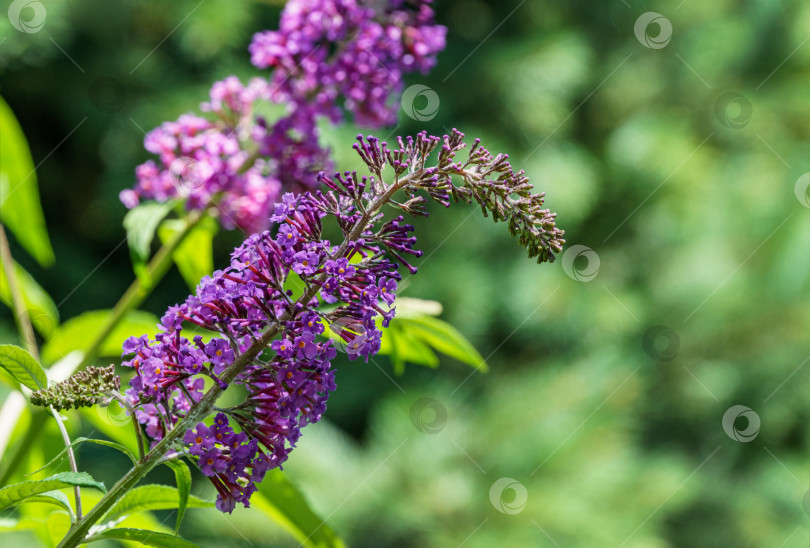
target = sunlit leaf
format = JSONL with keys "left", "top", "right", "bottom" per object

{"left": 78, "top": 406, "right": 140, "bottom": 459}
{"left": 103, "top": 484, "right": 213, "bottom": 523}
{"left": 397, "top": 316, "right": 487, "bottom": 371}
{"left": 0, "top": 472, "right": 106, "bottom": 511}
{"left": 0, "top": 344, "right": 47, "bottom": 391}
{"left": 393, "top": 297, "right": 443, "bottom": 318}
{"left": 0, "top": 95, "right": 54, "bottom": 266}
{"left": 28, "top": 437, "right": 137, "bottom": 475}
{"left": 123, "top": 201, "right": 174, "bottom": 283}
{"left": 41, "top": 309, "right": 160, "bottom": 364}
{"left": 84, "top": 528, "right": 200, "bottom": 547}
{"left": 23, "top": 490, "right": 75, "bottom": 523}
{"left": 158, "top": 216, "right": 218, "bottom": 291}
{"left": 0, "top": 259, "right": 59, "bottom": 339}
{"left": 254, "top": 470, "right": 347, "bottom": 548}
{"left": 380, "top": 321, "right": 440, "bottom": 375}
{"left": 163, "top": 459, "right": 192, "bottom": 533}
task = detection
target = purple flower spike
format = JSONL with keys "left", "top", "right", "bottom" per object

{"left": 122, "top": 129, "right": 563, "bottom": 513}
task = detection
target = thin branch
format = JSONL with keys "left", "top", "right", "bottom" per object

{"left": 107, "top": 391, "right": 146, "bottom": 462}
{"left": 0, "top": 224, "right": 82, "bottom": 518}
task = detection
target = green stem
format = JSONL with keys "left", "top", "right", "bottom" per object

{"left": 108, "top": 391, "right": 146, "bottom": 462}
{"left": 74, "top": 210, "right": 204, "bottom": 373}
{"left": 0, "top": 211, "right": 204, "bottom": 484}
{"left": 0, "top": 224, "right": 82, "bottom": 516}
{"left": 49, "top": 405, "right": 82, "bottom": 519}
{"left": 55, "top": 320, "right": 285, "bottom": 548}
{"left": 0, "top": 225, "right": 37, "bottom": 357}
{"left": 55, "top": 171, "right": 419, "bottom": 548}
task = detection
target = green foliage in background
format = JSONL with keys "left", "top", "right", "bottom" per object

{"left": 0, "top": 0, "right": 808, "bottom": 547}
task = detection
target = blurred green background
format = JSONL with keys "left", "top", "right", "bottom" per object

{"left": 1, "top": 0, "right": 809, "bottom": 546}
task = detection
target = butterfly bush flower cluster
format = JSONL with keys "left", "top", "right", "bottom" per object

{"left": 119, "top": 78, "right": 331, "bottom": 234}
{"left": 120, "top": 0, "right": 446, "bottom": 233}
{"left": 121, "top": 130, "right": 564, "bottom": 513}
{"left": 250, "top": 0, "right": 446, "bottom": 127}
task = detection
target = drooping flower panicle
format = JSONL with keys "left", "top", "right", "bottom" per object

{"left": 122, "top": 129, "right": 563, "bottom": 513}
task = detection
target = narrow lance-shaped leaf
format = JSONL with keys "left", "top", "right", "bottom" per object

{"left": 102, "top": 484, "right": 213, "bottom": 523}
{"left": 0, "top": 344, "right": 47, "bottom": 391}
{"left": 0, "top": 472, "right": 106, "bottom": 511}
{"left": 41, "top": 309, "right": 161, "bottom": 365}
{"left": 397, "top": 316, "right": 488, "bottom": 371}
{"left": 159, "top": 216, "right": 218, "bottom": 291}
{"left": 123, "top": 201, "right": 174, "bottom": 284}
{"left": 164, "top": 459, "right": 192, "bottom": 533}
{"left": 26, "top": 437, "right": 136, "bottom": 475}
{"left": 254, "top": 470, "right": 347, "bottom": 548}
{"left": 0, "top": 95, "right": 54, "bottom": 266}
{"left": 23, "top": 490, "right": 75, "bottom": 523}
{"left": 84, "top": 528, "right": 200, "bottom": 548}
{"left": 377, "top": 319, "right": 439, "bottom": 375}
{"left": 0, "top": 259, "right": 59, "bottom": 339}
{"left": 79, "top": 406, "right": 140, "bottom": 457}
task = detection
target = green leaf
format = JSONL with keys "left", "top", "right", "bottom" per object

{"left": 28, "top": 437, "right": 136, "bottom": 475}
{"left": 387, "top": 321, "right": 440, "bottom": 375}
{"left": 285, "top": 271, "right": 307, "bottom": 301}
{"left": 0, "top": 517, "right": 27, "bottom": 530}
{"left": 159, "top": 216, "right": 218, "bottom": 291}
{"left": 0, "top": 259, "right": 59, "bottom": 339}
{"left": 0, "top": 472, "right": 106, "bottom": 511}
{"left": 41, "top": 309, "right": 160, "bottom": 364}
{"left": 78, "top": 406, "right": 139, "bottom": 457}
{"left": 123, "top": 201, "right": 174, "bottom": 283}
{"left": 0, "top": 344, "right": 47, "bottom": 391}
{"left": 254, "top": 470, "right": 347, "bottom": 548}
{"left": 398, "top": 316, "right": 488, "bottom": 372}
{"left": 393, "top": 297, "right": 443, "bottom": 318}
{"left": 84, "top": 528, "right": 200, "bottom": 547}
{"left": 103, "top": 484, "right": 213, "bottom": 523}
{"left": 24, "top": 490, "right": 75, "bottom": 522}
{"left": 0, "top": 95, "right": 54, "bottom": 266}
{"left": 163, "top": 460, "right": 192, "bottom": 534}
